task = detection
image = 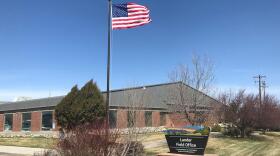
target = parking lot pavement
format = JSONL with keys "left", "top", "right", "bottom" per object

{"left": 0, "top": 146, "right": 46, "bottom": 156}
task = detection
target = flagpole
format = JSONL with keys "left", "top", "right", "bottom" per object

{"left": 105, "top": 0, "right": 112, "bottom": 155}
{"left": 106, "top": 0, "right": 112, "bottom": 129}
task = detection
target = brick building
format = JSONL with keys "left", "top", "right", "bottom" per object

{"left": 0, "top": 82, "right": 219, "bottom": 133}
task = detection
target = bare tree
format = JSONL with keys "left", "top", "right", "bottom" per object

{"left": 116, "top": 85, "right": 157, "bottom": 156}
{"left": 218, "top": 89, "right": 280, "bottom": 137}
{"left": 219, "top": 90, "right": 258, "bottom": 138}
{"left": 168, "top": 54, "right": 216, "bottom": 126}
{"left": 215, "top": 90, "right": 235, "bottom": 123}
{"left": 260, "top": 95, "right": 280, "bottom": 131}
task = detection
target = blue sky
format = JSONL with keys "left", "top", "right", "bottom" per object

{"left": 0, "top": 0, "right": 280, "bottom": 101}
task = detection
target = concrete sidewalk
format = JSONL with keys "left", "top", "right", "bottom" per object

{"left": 0, "top": 145, "right": 46, "bottom": 156}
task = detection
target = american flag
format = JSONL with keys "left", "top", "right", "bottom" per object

{"left": 112, "top": 2, "right": 151, "bottom": 30}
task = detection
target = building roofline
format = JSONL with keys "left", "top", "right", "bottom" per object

{"left": 0, "top": 96, "right": 65, "bottom": 105}
{"left": 0, "top": 81, "right": 182, "bottom": 105}
{"left": 0, "top": 81, "right": 221, "bottom": 106}
{"left": 178, "top": 81, "right": 221, "bottom": 104}
{"left": 105, "top": 81, "right": 181, "bottom": 93}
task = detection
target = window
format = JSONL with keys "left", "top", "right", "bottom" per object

{"left": 145, "top": 111, "right": 152, "bottom": 127}
{"left": 109, "top": 110, "right": 117, "bottom": 128}
{"left": 160, "top": 112, "right": 166, "bottom": 126}
{"left": 22, "top": 112, "right": 31, "bottom": 131}
{"left": 4, "top": 114, "right": 13, "bottom": 131}
{"left": 127, "top": 111, "right": 136, "bottom": 128}
{"left": 42, "top": 111, "right": 53, "bottom": 131}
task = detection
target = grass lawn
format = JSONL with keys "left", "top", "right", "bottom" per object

{"left": 205, "top": 134, "right": 280, "bottom": 156}
{"left": 0, "top": 132, "right": 279, "bottom": 156}
{"left": 144, "top": 132, "right": 280, "bottom": 156}
{"left": 0, "top": 137, "right": 57, "bottom": 148}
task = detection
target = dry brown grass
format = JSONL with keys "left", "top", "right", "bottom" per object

{"left": 0, "top": 137, "right": 56, "bottom": 148}
{"left": 144, "top": 132, "right": 280, "bottom": 156}
{"left": 1, "top": 132, "right": 280, "bottom": 156}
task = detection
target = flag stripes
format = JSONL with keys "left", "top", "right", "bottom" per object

{"left": 112, "top": 2, "right": 151, "bottom": 30}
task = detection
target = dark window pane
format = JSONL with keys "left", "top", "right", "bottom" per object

{"left": 127, "top": 111, "right": 136, "bottom": 128}
{"left": 160, "top": 112, "right": 166, "bottom": 126}
{"left": 109, "top": 110, "right": 117, "bottom": 128}
{"left": 145, "top": 111, "right": 152, "bottom": 127}
{"left": 42, "top": 111, "right": 53, "bottom": 131}
{"left": 22, "top": 113, "right": 31, "bottom": 131}
{"left": 4, "top": 114, "right": 13, "bottom": 131}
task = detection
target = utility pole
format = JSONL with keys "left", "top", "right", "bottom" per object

{"left": 253, "top": 75, "right": 266, "bottom": 128}
{"left": 254, "top": 75, "right": 266, "bottom": 108}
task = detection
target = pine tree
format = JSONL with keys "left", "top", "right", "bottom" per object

{"left": 55, "top": 80, "right": 106, "bottom": 130}
{"left": 55, "top": 85, "right": 79, "bottom": 130}
{"left": 73, "top": 80, "right": 106, "bottom": 124}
